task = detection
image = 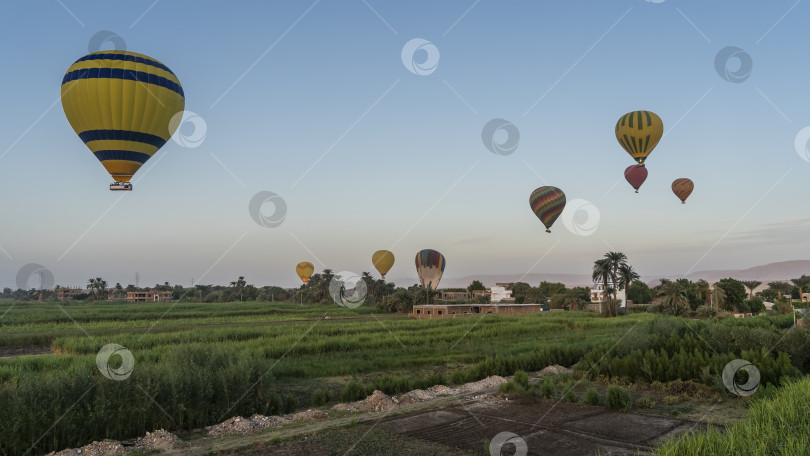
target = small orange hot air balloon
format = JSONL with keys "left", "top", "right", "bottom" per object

{"left": 672, "top": 178, "right": 694, "bottom": 204}
{"left": 296, "top": 262, "right": 314, "bottom": 284}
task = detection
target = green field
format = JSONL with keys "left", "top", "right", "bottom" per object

{"left": 0, "top": 300, "right": 807, "bottom": 455}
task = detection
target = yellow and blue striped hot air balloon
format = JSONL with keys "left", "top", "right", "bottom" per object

{"left": 61, "top": 51, "right": 185, "bottom": 190}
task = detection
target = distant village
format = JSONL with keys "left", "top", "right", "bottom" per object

{"left": 7, "top": 274, "right": 808, "bottom": 324}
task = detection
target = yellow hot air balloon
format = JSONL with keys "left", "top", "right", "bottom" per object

{"left": 61, "top": 51, "right": 185, "bottom": 190}
{"left": 372, "top": 250, "right": 395, "bottom": 279}
{"left": 296, "top": 262, "right": 314, "bottom": 284}
{"left": 615, "top": 111, "right": 663, "bottom": 165}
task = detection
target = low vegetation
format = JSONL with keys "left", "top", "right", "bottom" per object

{"left": 655, "top": 377, "right": 810, "bottom": 455}
{"left": 0, "top": 300, "right": 806, "bottom": 455}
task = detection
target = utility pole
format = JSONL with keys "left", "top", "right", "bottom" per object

{"left": 135, "top": 272, "right": 139, "bottom": 288}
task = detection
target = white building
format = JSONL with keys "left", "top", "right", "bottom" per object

{"left": 490, "top": 286, "right": 512, "bottom": 303}
{"left": 590, "top": 282, "right": 627, "bottom": 307}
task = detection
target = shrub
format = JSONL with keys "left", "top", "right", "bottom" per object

{"left": 513, "top": 370, "right": 529, "bottom": 389}
{"left": 282, "top": 394, "right": 300, "bottom": 414}
{"left": 341, "top": 380, "right": 367, "bottom": 402}
{"left": 584, "top": 387, "right": 600, "bottom": 405}
{"left": 310, "top": 388, "right": 332, "bottom": 407}
{"left": 540, "top": 379, "right": 555, "bottom": 399}
{"left": 696, "top": 305, "right": 716, "bottom": 318}
{"left": 636, "top": 397, "right": 656, "bottom": 409}
{"left": 268, "top": 393, "right": 283, "bottom": 415}
{"left": 450, "top": 369, "right": 467, "bottom": 385}
{"left": 498, "top": 381, "right": 525, "bottom": 395}
{"left": 562, "top": 388, "right": 577, "bottom": 403}
{"left": 663, "top": 395, "right": 681, "bottom": 405}
{"left": 606, "top": 386, "right": 631, "bottom": 410}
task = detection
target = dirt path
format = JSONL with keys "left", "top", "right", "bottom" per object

{"left": 0, "top": 345, "right": 52, "bottom": 358}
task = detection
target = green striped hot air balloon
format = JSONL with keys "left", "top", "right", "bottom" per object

{"left": 530, "top": 186, "right": 566, "bottom": 233}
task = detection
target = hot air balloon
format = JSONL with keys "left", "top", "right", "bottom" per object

{"left": 624, "top": 165, "right": 648, "bottom": 193}
{"left": 372, "top": 250, "right": 395, "bottom": 279}
{"left": 296, "top": 262, "right": 314, "bottom": 284}
{"left": 415, "top": 249, "right": 445, "bottom": 300}
{"left": 61, "top": 51, "right": 185, "bottom": 190}
{"left": 672, "top": 178, "right": 694, "bottom": 204}
{"left": 530, "top": 186, "right": 566, "bottom": 233}
{"left": 615, "top": 111, "right": 663, "bottom": 165}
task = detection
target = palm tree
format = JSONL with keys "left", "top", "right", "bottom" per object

{"left": 695, "top": 279, "right": 710, "bottom": 307}
{"left": 768, "top": 281, "right": 792, "bottom": 300}
{"left": 321, "top": 269, "right": 335, "bottom": 302}
{"left": 86, "top": 277, "right": 107, "bottom": 300}
{"left": 659, "top": 281, "right": 688, "bottom": 315}
{"left": 711, "top": 283, "right": 726, "bottom": 313}
{"left": 618, "top": 264, "right": 640, "bottom": 306}
{"left": 592, "top": 259, "right": 613, "bottom": 316}
{"left": 790, "top": 275, "right": 810, "bottom": 303}
{"left": 740, "top": 280, "right": 762, "bottom": 300}
{"left": 230, "top": 276, "right": 247, "bottom": 301}
{"left": 604, "top": 252, "right": 628, "bottom": 308}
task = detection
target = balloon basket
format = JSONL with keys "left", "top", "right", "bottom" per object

{"left": 109, "top": 182, "right": 133, "bottom": 191}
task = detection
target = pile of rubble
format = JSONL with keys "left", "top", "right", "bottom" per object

{"left": 205, "top": 409, "right": 329, "bottom": 437}
{"left": 132, "top": 429, "right": 183, "bottom": 451}
{"left": 330, "top": 375, "right": 508, "bottom": 413}
{"left": 537, "top": 364, "right": 570, "bottom": 376}
{"left": 45, "top": 429, "right": 183, "bottom": 456}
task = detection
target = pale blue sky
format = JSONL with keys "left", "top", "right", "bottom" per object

{"left": 1, "top": 0, "right": 808, "bottom": 289}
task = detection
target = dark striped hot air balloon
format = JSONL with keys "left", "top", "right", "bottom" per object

{"left": 615, "top": 111, "right": 663, "bottom": 165}
{"left": 530, "top": 186, "right": 566, "bottom": 233}
{"left": 61, "top": 51, "right": 185, "bottom": 190}
{"left": 415, "top": 249, "right": 445, "bottom": 291}
{"left": 624, "top": 165, "right": 648, "bottom": 193}
{"left": 672, "top": 178, "right": 694, "bottom": 204}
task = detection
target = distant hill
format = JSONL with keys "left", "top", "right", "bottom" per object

{"left": 390, "top": 260, "right": 810, "bottom": 290}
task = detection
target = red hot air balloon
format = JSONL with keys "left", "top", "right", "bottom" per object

{"left": 672, "top": 178, "right": 694, "bottom": 204}
{"left": 624, "top": 165, "right": 648, "bottom": 193}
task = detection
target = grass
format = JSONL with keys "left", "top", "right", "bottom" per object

{"left": 655, "top": 376, "right": 810, "bottom": 455}
{"left": 0, "top": 301, "right": 806, "bottom": 455}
